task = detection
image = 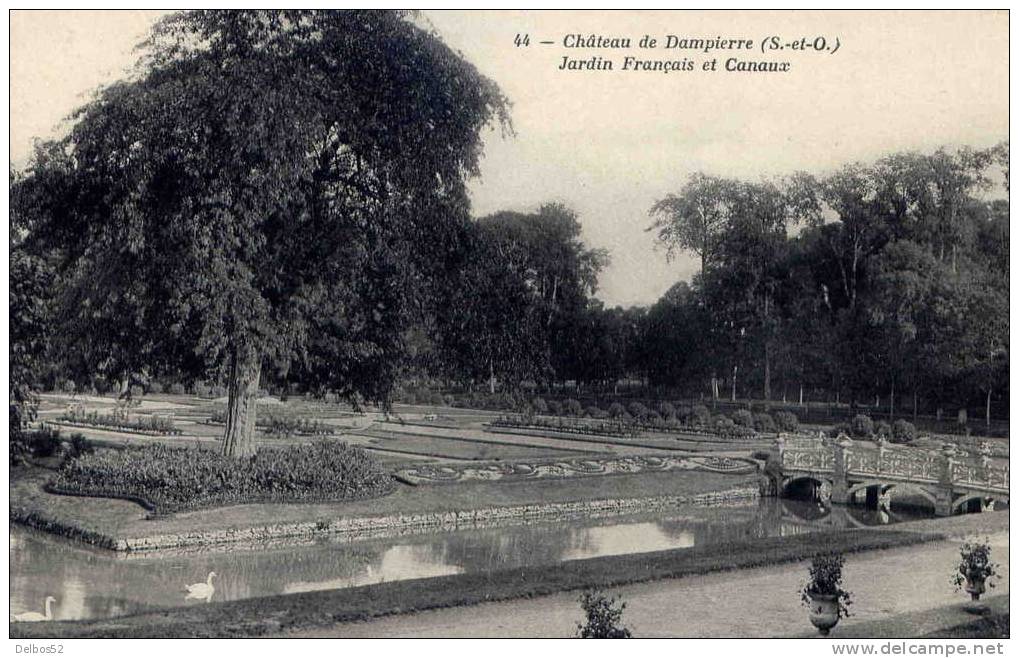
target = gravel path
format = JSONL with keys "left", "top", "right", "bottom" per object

{"left": 282, "top": 532, "right": 1009, "bottom": 638}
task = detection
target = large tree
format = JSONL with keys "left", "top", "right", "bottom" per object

{"left": 18, "top": 10, "right": 510, "bottom": 456}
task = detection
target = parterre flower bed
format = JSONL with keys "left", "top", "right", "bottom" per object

{"left": 51, "top": 441, "right": 394, "bottom": 513}
{"left": 56, "top": 410, "right": 182, "bottom": 436}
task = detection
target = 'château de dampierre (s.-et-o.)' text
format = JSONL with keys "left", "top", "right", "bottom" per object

{"left": 513, "top": 33, "right": 843, "bottom": 74}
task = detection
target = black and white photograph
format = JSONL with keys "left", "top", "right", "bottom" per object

{"left": 7, "top": 8, "right": 1010, "bottom": 644}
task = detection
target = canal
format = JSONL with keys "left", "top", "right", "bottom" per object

{"left": 10, "top": 498, "right": 933, "bottom": 622}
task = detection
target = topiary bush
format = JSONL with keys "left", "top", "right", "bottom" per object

{"left": 627, "top": 401, "right": 649, "bottom": 421}
{"left": 874, "top": 420, "right": 891, "bottom": 439}
{"left": 60, "top": 379, "right": 76, "bottom": 394}
{"left": 732, "top": 409, "right": 754, "bottom": 428}
{"left": 169, "top": 382, "right": 187, "bottom": 396}
{"left": 891, "top": 419, "right": 917, "bottom": 444}
{"left": 657, "top": 402, "right": 676, "bottom": 420}
{"left": 210, "top": 385, "right": 228, "bottom": 399}
{"left": 564, "top": 399, "right": 583, "bottom": 417}
{"left": 607, "top": 402, "right": 626, "bottom": 419}
{"left": 690, "top": 404, "right": 711, "bottom": 427}
{"left": 531, "top": 397, "right": 548, "bottom": 415}
{"left": 548, "top": 399, "right": 564, "bottom": 417}
{"left": 28, "top": 427, "right": 63, "bottom": 458}
{"left": 65, "top": 433, "right": 95, "bottom": 461}
{"left": 753, "top": 412, "right": 776, "bottom": 433}
{"left": 586, "top": 406, "right": 609, "bottom": 420}
{"left": 851, "top": 414, "right": 874, "bottom": 439}
{"left": 774, "top": 410, "right": 800, "bottom": 432}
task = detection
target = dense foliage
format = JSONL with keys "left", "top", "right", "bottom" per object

{"left": 53, "top": 441, "right": 393, "bottom": 512}
{"left": 576, "top": 589, "right": 632, "bottom": 639}
{"left": 641, "top": 146, "right": 1008, "bottom": 426}
{"left": 952, "top": 537, "right": 1000, "bottom": 592}
{"left": 14, "top": 9, "right": 510, "bottom": 457}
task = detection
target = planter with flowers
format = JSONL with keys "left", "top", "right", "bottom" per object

{"left": 801, "top": 552, "right": 853, "bottom": 636}
{"left": 952, "top": 537, "right": 1000, "bottom": 612}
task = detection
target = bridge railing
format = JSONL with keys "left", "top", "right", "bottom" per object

{"left": 777, "top": 433, "right": 1008, "bottom": 495}
{"left": 951, "top": 460, "right": 1010, "bottom": 493}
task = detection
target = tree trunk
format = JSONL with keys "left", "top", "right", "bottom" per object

{"left": 763, "top": 343, "right": 771, "bottom": 401}
{"left": 986, "top": 388, "right": 992, "bottom": 429}
{"left": 489, "top": 360, "right": 496, "bottom": 395}
{"left": 731, "top": 365, "right": 737, "bottom": 402}
{"left": 799, "top": 383, "right": 804, "bottom": 407}
{"left": 222, "top": 347, "right": 262, "bottom": 458}
{"left": 912, "top": 390, "right": 918, "bottom": 422}
{"left": 889, "top": 380, "right": 895, "bottom": 420}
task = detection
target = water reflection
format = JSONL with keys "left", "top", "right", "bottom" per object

{"left": 10, "top": 498, "right": 933, "bottom": 622}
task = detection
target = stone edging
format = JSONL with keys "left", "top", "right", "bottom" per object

{"left": 12, "top": 485, "right": 760, "bottom": 553}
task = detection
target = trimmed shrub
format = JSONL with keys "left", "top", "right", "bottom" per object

{"left": 65, "top": 433, "right": 95, "bottom": 461}
{"left": 193, "top": 383, "right": 212, "bottom": 397}
{"left": 586, "top": 406, "right": 609, "bottom": 420}
{"left": 54, "top": 441, "right": 394, "bottom": 513}
{"left": 732, "top": 409, "right": 754, "bottom": 428}
{"left": 690, "top": 404, "right": 711, "bottom": 427}
{"left": 714, "top": 416, "right": 735, "bottom": 430}
{"left": 773, "top": 410, "right": 799, "bottom": 432}
{"left": 674, "top": 405, "right": 693, "bottom": 423}
{"left": 608, "top": 402, "right": 626, "bottom": 419}
{"left": 60, "top": 380, "right": 76, "bottom": 394}
{"left": 547, "top": 399, "right": 564, "bottom": 416}
{"left": 753, "top": 412, "right": 777, "bottom": 433}
{"left": 657, "top": 402, "right": 676, "bottom": 420}
{"left": 531, "top": 397, "right": 548, "bottom": 414}
{"left": 874, "top": 420, "right": 891, "bottom": 439}
{"left": 891, "top": 419, "right": 917, "bottom": 444}
{"left": 28, "top": 427, "right": 63, "bottom": 458}
{"left": 210, "top": 385, "right": 228, "bottom": 399}
{"left": 850, "top": 414, "right": 874, "bottom": 439}
{"left": 442, "top": 394, "right": 455, "bottom": 406}
{"left": 147, "top": 381, "right": 164, "bottom": 395}
{"left": 129, "top": 384, "right": 144, "bottom": 399}
{"left": 627, "top": 402, "right": 649, "bottom": 421}
{"left": 169, "top": 383, "right": 187, "bottom": 396}
{"left": 564, "top": 399, "right": 583, "bottom": 417}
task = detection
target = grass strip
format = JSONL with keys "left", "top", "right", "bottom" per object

{"left": 11, "top": 526, "right": 941, "bottom": 639}
{"left": 923, "top": 614, "right": 1009, "bottom": 639}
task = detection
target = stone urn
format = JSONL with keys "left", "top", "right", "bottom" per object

{"left": 807, "top": 592, "right": 840, "bottom": 636}
{"left": 964, "top": 571, "right": 987, "bottom": 601}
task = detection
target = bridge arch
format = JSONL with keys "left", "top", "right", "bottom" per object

{"left": 878, "top": 482, "right": 939, "bottom": 509}
{"left": 952, "top": 493, "right": 1008, "bottom": 513}
{"left": 782, "top": 475, "right": 833, "bottom": 500}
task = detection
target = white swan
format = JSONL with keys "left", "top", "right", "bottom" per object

{"left": 184, "top": 571, "right": 217, "bottom": 602}
{"left": 12, "top": 596, "right": 56, "bottom": 622}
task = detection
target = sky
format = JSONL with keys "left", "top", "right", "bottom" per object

{"left": 9, "top": 10, "right": 1009, "bottom": 306}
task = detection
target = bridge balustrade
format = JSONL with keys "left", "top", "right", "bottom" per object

{"left": 772, "top": 433, "right": 1008, "bottom": 515}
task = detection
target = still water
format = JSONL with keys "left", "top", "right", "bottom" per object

{"left": 10, "top": 498, "right": 931, "bottom": 621}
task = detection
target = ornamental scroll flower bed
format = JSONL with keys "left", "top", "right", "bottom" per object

{"left": 395, "top": 454, "right": 757, "bottom": 485}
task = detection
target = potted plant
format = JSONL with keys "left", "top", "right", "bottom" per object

{"left": 801, "top": 553, "right": 852, "bottom": 635}
{"left": 952, "top": 537, "right": 999, "bottom": 611}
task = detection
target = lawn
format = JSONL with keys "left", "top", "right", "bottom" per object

{"left": 10, "top": 462, "right": 758, "bottom": 549}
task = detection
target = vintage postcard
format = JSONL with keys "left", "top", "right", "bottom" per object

{"left": 8, "top": 8, "right": 1009, "bottom": 648}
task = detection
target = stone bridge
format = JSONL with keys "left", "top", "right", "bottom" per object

{"left": 767, "top": 434, "right": 1009, "bottom": 517}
